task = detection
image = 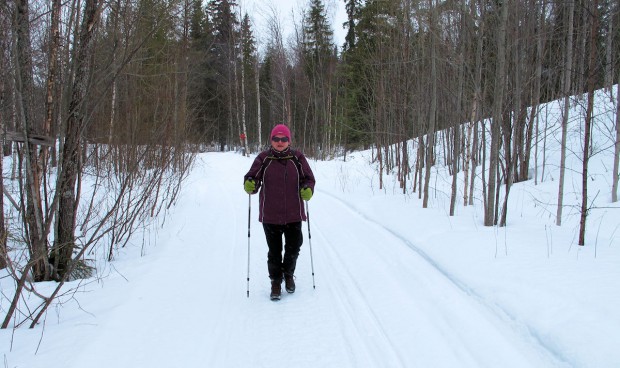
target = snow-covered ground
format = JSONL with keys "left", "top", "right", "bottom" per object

{"left": 2, "top": 90, "right": 619, "bottom": 367}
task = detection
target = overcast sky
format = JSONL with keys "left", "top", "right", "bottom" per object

{"left": 239, "top": 0, "right": 347, "bottom": 49}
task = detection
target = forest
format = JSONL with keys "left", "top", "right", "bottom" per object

{"left": 0, "top": 0, "right": 619, "bottom": 327}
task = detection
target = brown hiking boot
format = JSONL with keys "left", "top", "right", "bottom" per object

{"left": 270, "top": 279, "right": 282, "bottom": 301}
{"left": 284, "top": 274, "right": 295, "bottom": 293}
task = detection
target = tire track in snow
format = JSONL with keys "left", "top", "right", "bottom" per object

{"left": 316, "top": 190, "right": 571, "bottom": 368}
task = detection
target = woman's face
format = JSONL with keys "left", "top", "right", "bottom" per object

{"left": 271, "top": 134, "right": 290, "bottom": 152}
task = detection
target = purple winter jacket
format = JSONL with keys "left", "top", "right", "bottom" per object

{"left": 244, "top": 147, "right": 315, "bottom": 224}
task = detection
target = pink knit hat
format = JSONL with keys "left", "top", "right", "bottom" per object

{"left": 270, "top": 124, "right": 291, "bottom": 140}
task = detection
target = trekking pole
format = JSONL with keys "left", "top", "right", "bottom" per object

{"left": 306, "top": 201, "right": 316, "bottom": 289}
{"left": 247, "top": 194, "right": 251, "bottom": 297}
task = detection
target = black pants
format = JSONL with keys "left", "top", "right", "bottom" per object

{"left": 263, "top": 222, "right": 303, "bottom": 280}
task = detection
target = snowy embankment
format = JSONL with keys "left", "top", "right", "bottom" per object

{"left": 2, "top": 92, "right": 620, "bottom": 367}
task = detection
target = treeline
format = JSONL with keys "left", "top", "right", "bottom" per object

{"left": 184, "top": 0, "right": 619, "bottom": 231}
{"left": 0, "top": 0, "right": 619, "bottom": 325}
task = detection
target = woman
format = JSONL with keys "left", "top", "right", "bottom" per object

{"left": 244, "top": 124, "right": 315, "bottom": 301}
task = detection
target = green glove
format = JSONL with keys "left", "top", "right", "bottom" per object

{"left": 244, "top": 179, "right": 255, "bottom": 194}
{"left": 300, "top": 187, "right": 313, "bottom": 201}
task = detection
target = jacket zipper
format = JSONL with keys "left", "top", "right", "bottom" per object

{"left": 283, "top": 161, "right": 288, "bottom": 224}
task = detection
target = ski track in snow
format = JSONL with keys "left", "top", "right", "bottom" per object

{"left": 314, "top": 189, "right": 572, "bottom": 368}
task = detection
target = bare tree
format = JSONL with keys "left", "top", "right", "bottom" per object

{"left": 256, "top": 52, "right": 262, "bottom": 148}
{"left": 556, "top": 0, "right": 575, "bottom": 226}
{"left": 485, "top": 0, "right": 508, "bottom": 226}
{"left": 42, "top": 0, "right": 61, "bottom": 161}
{"left": 604, "top": 5, "right": 614, "bottom": 95}
{"left": 240, "top": 29, "right": 249, "bottom": 155}
{"left": 450, "top": 0, "right": 467, "bottom": 216}
{"left": 423, "top": 0, "right": 438, "bottom": 209}
{"left": 52, "top": 0, "right": 103, "bottom": 279}
{"left": 465, "top": 0, "right": 484, "bottom": 207}
{"left": 523, "top": 0, "right": 545, "bottom": 183}
{"left": 613, "top": 82, "right": 620, "bottom": 203}
{"left": 0, "top": 2, "right": 9, "bottom": 270}
{"left": 463, "top": 1, "right": 481, "bottom": 208}
{"left": 15, "top": 0, "right": 49, "bottom": 280}
{"left": 579, "top": 0, "right": 599, "bottom": 246}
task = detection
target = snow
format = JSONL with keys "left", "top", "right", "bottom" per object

{"left": 2, "top": 90, "right": 620, "bottom": 367}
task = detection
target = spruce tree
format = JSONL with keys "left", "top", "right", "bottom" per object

{"left": 302, "top": 0, "right": 336, "bottom": 156}
{"left": 208, "top": 0, "right": 239, "bottom": 150}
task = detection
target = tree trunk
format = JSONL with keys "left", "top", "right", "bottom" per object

{"left": 523, "top": 1, "right": 545, "bottom": 183}
{"left": 256, "top": 55, "right": 262, "bottom": 149}
{"left": 450, "top": 126, "right": 459, "bottom": 216}
{"left": 500, "top": 2, "right": 520, "bottom": 227}
{"left": 232, "top": 39, "right": 240, "bottom": 151}
{"left": 464, "top": 103, "right": 474, "bottom": 206}
{"left": 1, "top": 263, "right": 33, "bottom": 328}
{"left": 605, "top": 10, "right": 613, "bottom": 95}
{"left": 468, "top": 16, "right": 484, "bottom": 206}
{"left": 469, "top": 120, "right": 478, "bottom": 206}
{"left": 108, "top": 0, "right": 121, "bottom": 144}
{"left": 415, "top": 134, "right": 423, "bottom": 196}
{"left": 613, "top": 82, "right": 620, "bottom": 203}
{"left": 579, "top": 0, "right": 599, "bottom": 246}
{"left": 423, "top": 0, "right": 437, "bottom": 209}
{"left": 0, "top": 17, "right": 7, "bottom": 269}
{"left": 0, "top": 74, "right": 5, "bottom": 270}
{"left": 541, "top": 103, "right": 549, "bottom": 182}
{"left": 241, "top": 43, "right": 248, "bottom": 156}
{"left": 16, "top": 0, "right": 48, "bottom": 281}
{"left": 485, "top": 1, "right": 508, "bottom": 226}
{"left": 53, "top": 0, "right": 101, "bottom": 279}
{"left": 451, "top": 3, "right": 466, "bottom": 215}
{"left": 43, "top": 0, "right": 61, "bottom": 155}
{"left": 576, "top": 7, "right": 588, "bottom": 95}
{"left": 557, "top": 0, "right": 575, "bottom": 226}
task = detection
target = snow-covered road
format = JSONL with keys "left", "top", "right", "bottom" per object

{"left": 68, "top": 153, "right": 566, "bottom": 368}
{"left": 4, "top": 151, "right": 616, "bottom": 368}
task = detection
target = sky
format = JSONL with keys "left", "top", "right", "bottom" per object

{"left": 240, "top": 0, "right": 348, "bottom": 48}
{"left": 2, "top": 86, "right": 619, "bottom": 367}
